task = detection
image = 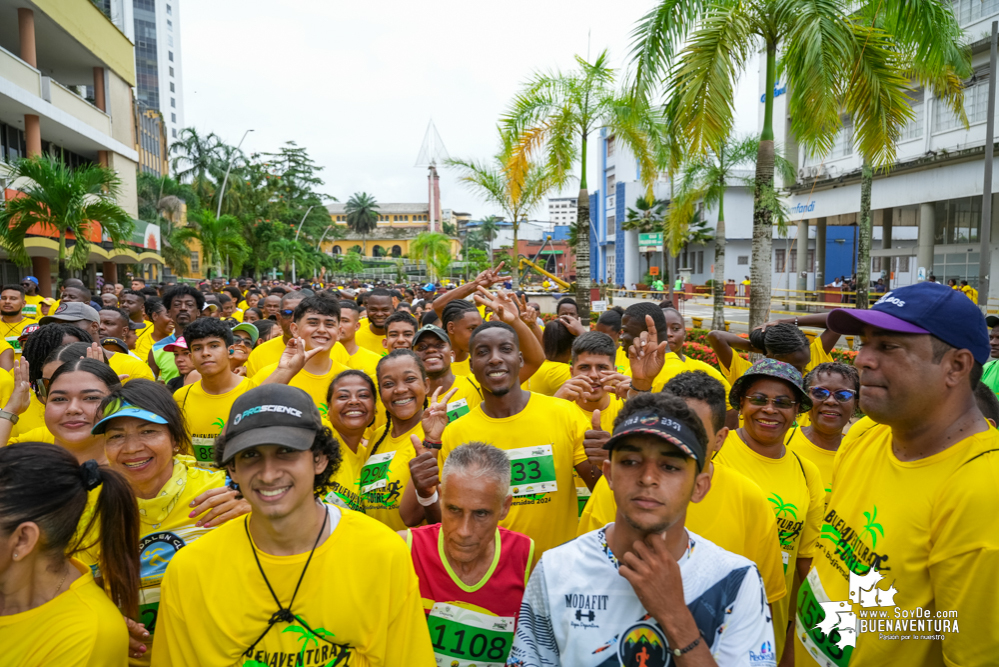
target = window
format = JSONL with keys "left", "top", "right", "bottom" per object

{"left": 935, "top": 196, "right": 982, "bottom": 244}
{"left": 606, "top": 175, "right": 615, "bottom": 199}
{"left": 789, "top": 249, "right": 798, "bottom": 273}
{"left": 606, "top": 215, "right": 615, "bottom": 235}
{"left": 172, "top": 128, "right": 177, "bottom": 138}
{"left": 169, "top": 66, "right": 174, "bottom": 77}
{"left": 899, "top": 91, "right": 924, "bottom": 142}
{"left": 168, "top": 51, "right": 174, "bottom": 62}
{"left": 953, "top": 0, "right": 999, "bottom": 25}
{"left": 935, "top": 74, "right": 989, "bottom": 132}
{"left": 872, "top": 256, "right": 882, "bottom": 272}
{"left": 896, "top": 255, "right": 910, "bottom": 272}
{"left": 168, "top": 35, "right": 174, "bottom": 47}
{"left": 828, "top": 119, "right": 853, "bottom": 160}
{"left": 167, "top": 19, "right": 173, "bottom": 30}
{"left": 170, "top": 98, "right": 176, "bottom": 108}
{"left": 190, "top": 251, "right": 199, "bottom": 272}
{"left": 170, "top": 82, "right": 175, "bottom": 92}
{"left": 697, "top": 251, "right": 704, "bottom": 274}
{"left": 775, "top": 249, "right": 786, "bottom": 273}
{"left": 606, "top": 135, "right": 616, "bottom": 157}
{"left": 737, "top": 255, "right": 749, "bottom": 265}
{"left": 166, "top": 3, "right": 172, "bottom": 14}
{"left": 171, "top": 113, "right": 176, "bottom": 122}
{"left": 806, "top": 249, "right": 815, "bottom": 272}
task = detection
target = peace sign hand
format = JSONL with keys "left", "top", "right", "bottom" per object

{"left": 422, "top": 385, "right": 458, "bottom": 442}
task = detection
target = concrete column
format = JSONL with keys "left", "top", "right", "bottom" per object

{"left": 796, "top": 219, "right": 809, "bottom": 301}
{"left": 92, "top": 67, "right": 106, "bottom": 111}
{"left": 102, "top": 262, "right": 117, "bottom": 285}
{"left": 918, "top": 203, "right": 935, "bottom": 281}
{"left": 882, "top": 208, "right": 893, "bottom": 250}
{"left": 31, "top": 257, "right": 51, "bottom": 297}
{"left": 18, "top": 8, "right": 36, "bottom": 67}
{"left": 815, "top": 217, "right": 827, "bottom": 293}
{"left": 98, "top": 151, "right": 108, "bottom": 167}
{"left": 24, "top": 114, "right": 40, "bottom": 157}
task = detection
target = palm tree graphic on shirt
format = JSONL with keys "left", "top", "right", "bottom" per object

{"left": 862, "top": 506, "right": 885, "bottom": 548}
{"left": 768, "top": 493, "right": 798, "bottom": 520}
{"left": 212, "top": 417, "right": 226, "bottom": 432}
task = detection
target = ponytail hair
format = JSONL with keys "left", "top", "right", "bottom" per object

{"left": 0, "top": 443, "right": 140, "bottom": 618}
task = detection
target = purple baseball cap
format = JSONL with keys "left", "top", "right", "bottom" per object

{"left": 827, "top": 282, "right": 990, "bottom": 364}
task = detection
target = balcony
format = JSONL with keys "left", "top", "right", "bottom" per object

{"left": 42, "top": 77, "right": 110, "bottom": 135}
{"left": 0, "top": 44, "right": 40, "bottom": 97}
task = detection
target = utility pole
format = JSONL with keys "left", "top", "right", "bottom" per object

{"left": 978, "top": 20, "right": 997, "bottom": 312}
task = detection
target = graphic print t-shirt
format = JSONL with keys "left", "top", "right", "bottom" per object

{"left": 507, "top": 527, "right": 776, "bottom": 667}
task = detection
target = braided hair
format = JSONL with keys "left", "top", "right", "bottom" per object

{"left": 369, "top": 350, "right": 429, "bottom": 457}
{"left": 22, "top": 324, "right": 94, "bottom": 386}
{"left": 749, "top": 322, "right": 809, "bottom": 357}
{"left": 441, "top": 299, "right": 476, "bottom": 328}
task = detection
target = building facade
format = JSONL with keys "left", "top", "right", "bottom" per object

{"left": 548, "top": 196, "right": 578, "bottom": 225}
{"left": 130, "top": 0, "right": 183, "bottom": 142}
{"left": 324, "top": 203, "right": 461, "bottom": 259}
{"left": 134, "top": 100, "right": 167, "bottom": 176}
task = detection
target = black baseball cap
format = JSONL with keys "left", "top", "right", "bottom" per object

{"left": 412, "top": 324, "right": 450, "bottom": 348}
{"left": 603, "top": 409, "right": 707, "bottom": 471}
{"left": 220, "top": 385, "right": 322, "bottom": 464}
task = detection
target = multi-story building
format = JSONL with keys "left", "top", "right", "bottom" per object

{"left": 548, "top": 196, "right": 578, "bottom": 225}
{"left": 134, "top": 100, "right": 167, "bottom": 176}
{"left": 0, "top": 0, "right": 163, "bottom": 295}
{"left": 324, "top": 203, "right": 461, "bottom": 258}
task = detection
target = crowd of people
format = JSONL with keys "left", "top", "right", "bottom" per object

{"left": 0, "top": 269, "right": 996, "bottom": 667}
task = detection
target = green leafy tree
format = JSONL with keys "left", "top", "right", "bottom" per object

{"left": 631, "top": 0, "right": 937, "bottom": 327}
{"left": 344, "top": 192, "right": 380, "bottom": 256}
{"left": 340, "top": 250, "right": 364, "bottom": 277}
{"left": 504, "top": 50, "right": 659, "bottom": 317}
{"left": 0, "top": 156, "right": 134, "bottom": 284}
{"left": 477, "top": 215, "right": 501, "bottom": 264}
{"left": 624, "top": 196, "right": 667, "bottom": 285}
{"left": 170, "top": 127, "right": 223, "bottom": 203}
{"left": 173, "top": 209, "right": 249, "bottom": 277}
{"left": 410, "top": 232, "right": 453, "bottom": 281}
{"left": 447, "top": 129, "right": 558, "bottom": 287}
{"left": 265, "top": 237, "right": 309, "bottom": 280}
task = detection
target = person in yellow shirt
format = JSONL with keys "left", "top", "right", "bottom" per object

{"left": 355, "top": 288, "right": 394, "bottom": 355}
{"left": 439, "top": 321, "right": 600, "bottom": 556}
{"left": 0, "top": 284, "right": 37, "bottom": 357}
{"left": 523, "top": 319, "right": 573, "bottom": 395}
{"left": 795, "top": 283, "right": 999, "bottom": 667}
{"left": 322, "top": 370, "right": 375, "bottom": 512}
{"left": 87, "top": 380, "right": 250, "bottom": 665}
{"left": 244, "top": 292, "right": 350, "bottom": 377}
{"left": 0, "top": 443, "right": 139, "bottom": 667}
{"left": 594, "top": 306, "right": 631, "bottom": 374}
{"left": 706, "top": 313, "right": 840, "bottom": 386}
{"left": 255, "top": 297, "right": 349, "bottom": 419}
{"left": 432, "top": 265, "right": 509, "bottom": 374}
{"left": 19, "top": 275, "right": 43, "bottom": 318}
{"left": 172, "top": 318, "right": 258, "bottom": 467}
{"left": 121, "top": 290, "right": 151, "bottom": 351}
{"left": 381, "top": 310, "right": 418, "bottom": 353}
{"left": 577, "top": 369, "right": 788, "bottom": 607}
{"left": 791, "top": 362, "right": 859, "bottom": 504}
{"left": 717, "top": 359, "right": 825, "bottom": 662}
{"left": 959, "top": 279, "right": 979, "bottom": 302}
{"left": 337, "top": 299, "right": 381, "bottom": 378}
{"left": 152, "top": 383, "right": 435, "bottom": 666}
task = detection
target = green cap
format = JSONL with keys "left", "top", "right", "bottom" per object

{"left": 232, "top": 323, "right": 259, "bottom": 345}
{"left": 412, "top": 324, "right": 450, "bottom": 348}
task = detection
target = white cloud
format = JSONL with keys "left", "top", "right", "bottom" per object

{"left": 180, "top": 0, "right": 759, "bottom": 219}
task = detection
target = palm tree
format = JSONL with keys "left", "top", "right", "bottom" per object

{"left": 631, "top": 0, "right": 927, "bottom": 328}
{"left": 173, "top": 209, "right": 248, "bottom": 278}
{"left": 170, "top": 128, "right": 223, "bottom": 203}
{"left": 849, "top": 4, "right": 969, "bottom": 308}
{"left": 0, "top": 156, "right": 134, "bottom": 284}
{"left": 623, "top": 196, "right": 667, "bottom": 281}
{"left": 344, "top": 192, "right": 379, "bottom": 256}
{"left": 503, "top": 51, "right": 660, "bottom": 317}
{"left": 448, "top": 128, "right": 558, "bottom": 287}
{"left": 477, "top": 215, "right": 501, "bottom": 264}
{"left": 265, "top": 237, "right": 309, "bottom": 280}
{"left": 410, "top": 231, "right": 452, "bottom": 282}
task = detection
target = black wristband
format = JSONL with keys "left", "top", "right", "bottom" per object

{"left": 422, "top": 439, "right": 442, "bottom": 450}
{"left": 672, "top": 632, "right": 703, "bottom": 657}
{"left": 629, "top": 382, "right": 650, "bottom": 393}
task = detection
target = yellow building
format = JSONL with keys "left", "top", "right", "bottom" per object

{"left": 324, "top": 203, "right": 460, "bottom": 258}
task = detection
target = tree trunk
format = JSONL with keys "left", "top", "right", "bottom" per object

{"left": 856, "top": 158, "right": 873, "bottom": 309}
{"left": 712, "top": 195, "right": 727, "bottom": 331}
{"left": 575, "top": 188, "right": 591, "bottom": 322}
{"left": 749, "top": 44, "right": 778, "bottom": 330}
{"left": 511, "top": 218, "right": 520, "bottom": 289}
{"left": 57, "top": 231, "right": 68, "bottom": 289}
{"left": 666, "top": 177, "right": 675, "bottom": 306}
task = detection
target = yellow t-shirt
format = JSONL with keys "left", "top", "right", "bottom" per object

{"left": 0, "top": 558, "right": 128, "bottom": 667}
{"left": 577, "top": 459, "right": 787, "bottom": 605}
{"left": 522, "top": 359, "right": 571, "bottom": 396}
{"left": 787, "top": 427, "right": 837, "bottom": 505}
{"left": 0, "top": 365, "right": 14, "bottom": 411}
{"left": 109, "top": 352, "right": 155, "bottom": 383}
{"left": 231, "top": 309, "right": 243, "bottom": 322}
{"left": 614, "top": 345, "right": 631, "bottom": 375}
{"left": 256, "top": 358, "right": 349, "bottom": 421}
{"left": 8, "top": 425, "right": 55, "bottom": 444}
{"left": 795, "top": 424, "right": 999, "bottom": 667}
{"left": 152, "top": 506, "right": 434, "bottom": 666}
{"left": 717, "top": 429, "right": 824, "bottom": 660}
{"left": 325, "top": 436, "right": 368, "bottom": 513}
{"left": 841, "top": 414, "right": 880, "bottom": 448}
{"left": 443, "top": 374, "right": 484, "bottom": 424}
{"left": 245, "top": 335, "right": 351, "bottom": 378}
{"left": 11, "top": 390, "right": 46, "bottom": 438}
{"left": 360, "top": 421, "right": 422, "bottom": 531}
{"left": 173, "top": 377, "right": 257, "bottom": 467}
{"left": 450, "top": 357, "right": 471, "bottom": 377}
{"left": 441, "top": 393, "right": 588, "bottom": 556}
{"left": 720, "top": 335, "right": 832, "bottom": 386}
{"left": 570, "top": 396, "right": 623, "bottom": 516}
{"left": 651, "top": 353, "right": 733, "bottom": 400}
{"left": 22, "top": 294, "right": 44, "bottom": 318}
{"left": 0, "top": 316, "right": 36, "bottom": 356}
{"left": 354, "top": 322, "right": 387, "bottom": 356}
{"left": 132, "top": 323, "right": 155, "bottom": 361}
{"left": 344, "top": 345, "right": 381, "bottom": 380}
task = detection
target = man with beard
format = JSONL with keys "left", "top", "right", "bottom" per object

{"left": 0, "top": 284, "right": 35, "bottom": 357}
{"left": 149, "top": 284, "right": 204, "bottom": 382}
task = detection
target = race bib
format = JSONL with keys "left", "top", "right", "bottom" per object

{"left": 505, "top": 444, "right": 557, "bottom": 496}
{"left": 191, "top": 437, "right": 216, "bottom": 466}
{"left": 576, "top": 485, "right": 591, "bottom": 517}
{"left": 5, "top": 336, "right": 20, "bottom": 353}
{"left": 22, "top": 305, "right": 37, "bottom": 317}
{"left": 796, "top": 567, "right": 853, "bottom": 667}
{"left": 447, "top": 398, "right": 470, "bottom": 423}
{"left": 360, "top": 451, "right": 395, "bottom": 494}
{"left": 428, "top": 602, "right": 514, "bottom": 667}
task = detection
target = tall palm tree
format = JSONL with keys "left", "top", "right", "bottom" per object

{"left": 503, "top": 50, "right": 659, "bottom": 318}
{"left": 631, "top": 0, "right": 922, "bottom": 328}
{"left": 410, "top": 231, "right": 452, "bottom": 282}
{"left": 173, "top": 209, "right": 248, "bottom": 278}
{"left": 264, "top": 237, "right": 309, "bottom": 280}
{"left": 448, "top": 128, "right": 558, "bottom": 287}
{"left": 344, "top": 192, "right": 379, "bottom": 256}
{"left": 0, "top": 156, "right": 134, "bottom": 284}
{"left": 623, "top": 196, "right": 667, "bottom": 280}
{"left": 170, "top": 128, "right": 223, "bottom": 203}
{"left": 477, "top": 215, "right": 501, "bottom": 264}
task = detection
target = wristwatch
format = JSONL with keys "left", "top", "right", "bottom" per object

{"left": 0, "top": 409, "right": 19, "bottom": 424}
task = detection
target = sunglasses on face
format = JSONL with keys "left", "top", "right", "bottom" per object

{"left": 280, "top": 309, "right": 294, "bottom": 317}
{"left": 34, "top": 377, "right": 52, "bottom": 400}
{"left": 744, "top": 394, "right": 797, "bottom": 410}
{"left": 808, "top": 386, "right": 857, "bottom": 403}
{"left": 233, "top": 336, "right": 253, "bottom": 347}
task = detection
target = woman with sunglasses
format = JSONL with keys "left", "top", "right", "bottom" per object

{"left": 323, "top": 370, "right": 377, "bottom": 512}
{"left": 790, "top": 362, "right": 859, "bottom": 507}
{"left": 716, "top": 358, "right": 825, "bottom": 663}
{"left": 83, "top": 379, "right": 249, "bottom": 665}
{"left": 227, "top": 323, "right": 258, "bottom": 377}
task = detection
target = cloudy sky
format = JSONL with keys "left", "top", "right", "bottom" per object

{"left": 180, "top": 0, "right": 760, "bottom": 220}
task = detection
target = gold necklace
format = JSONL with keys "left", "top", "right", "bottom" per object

{"left": 53, "top": 564, "right": 69, "bottom": 598}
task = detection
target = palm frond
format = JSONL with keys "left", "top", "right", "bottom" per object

{"left": 629, "top": 0, "right": 710, "bottom": 98}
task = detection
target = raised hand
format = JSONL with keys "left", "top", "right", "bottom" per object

{"left": 474, "top": 261, "right": 510, "bottom": 288}
{"left": 557, "top": 314, "right": 587, "bottom": 337}
{"left": 276, "top": 337, "right": 323, "bottom": 376}
{"left": 422, "top": 385, "right": 458, "bottom": 442}
{"left": 85, "top": 341, "right": 106, "bottom": 362}
{"left": 473, "top": 286, "right": 518, "bottom": 325}
{"left": 554, "top": 376, "right": 594, "bottom": 403}
{"left": 583, "top": 408, "right": 610, "bottom": 469}
{"left": 628, "top": 314, "right": 669, "bottom": 391}
{"left": 408, "top": 434, "right": 441, "bottom": 501}
{"left": 5, "top": 357, "right": 31, "bottom": 415}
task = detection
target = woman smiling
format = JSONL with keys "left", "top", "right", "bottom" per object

{"left": 323, "top": 370, "right": 377, "bottom": 512}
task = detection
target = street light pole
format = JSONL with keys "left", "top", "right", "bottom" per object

{"left": 291, "top": 205, "right": 316, "bottom": 284}
{"left": 216, "top": 129, "right": 254, "bottom": 220}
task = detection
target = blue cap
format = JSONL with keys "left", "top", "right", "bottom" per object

{"left": 92, "top": 403, "right": 169, "bottom": 434}
{"left": 23, "top": 276, "right": 38, "bottom": 286}
{"left": 828, "top": 282, "right": 990, "bottom": 364}
{"left": 422, "top": 283, "right": 435, "bottom": 292}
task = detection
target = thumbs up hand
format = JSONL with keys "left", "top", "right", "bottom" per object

{"left": 583, "top": 408, "right": 611, "bottom": 470}
{"left": 408, "top": 434, "right": 440, "bottom": 502}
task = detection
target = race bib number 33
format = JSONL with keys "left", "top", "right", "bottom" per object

{"left": 428, "top": 603, "right": 514, "bottom": 667}
{"left": 504, "top": 444, "right": 557, "bottom": 497}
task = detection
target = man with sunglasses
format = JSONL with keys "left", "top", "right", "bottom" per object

{"left": 20, "top": 276, "right": 43, "bottom": 318}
